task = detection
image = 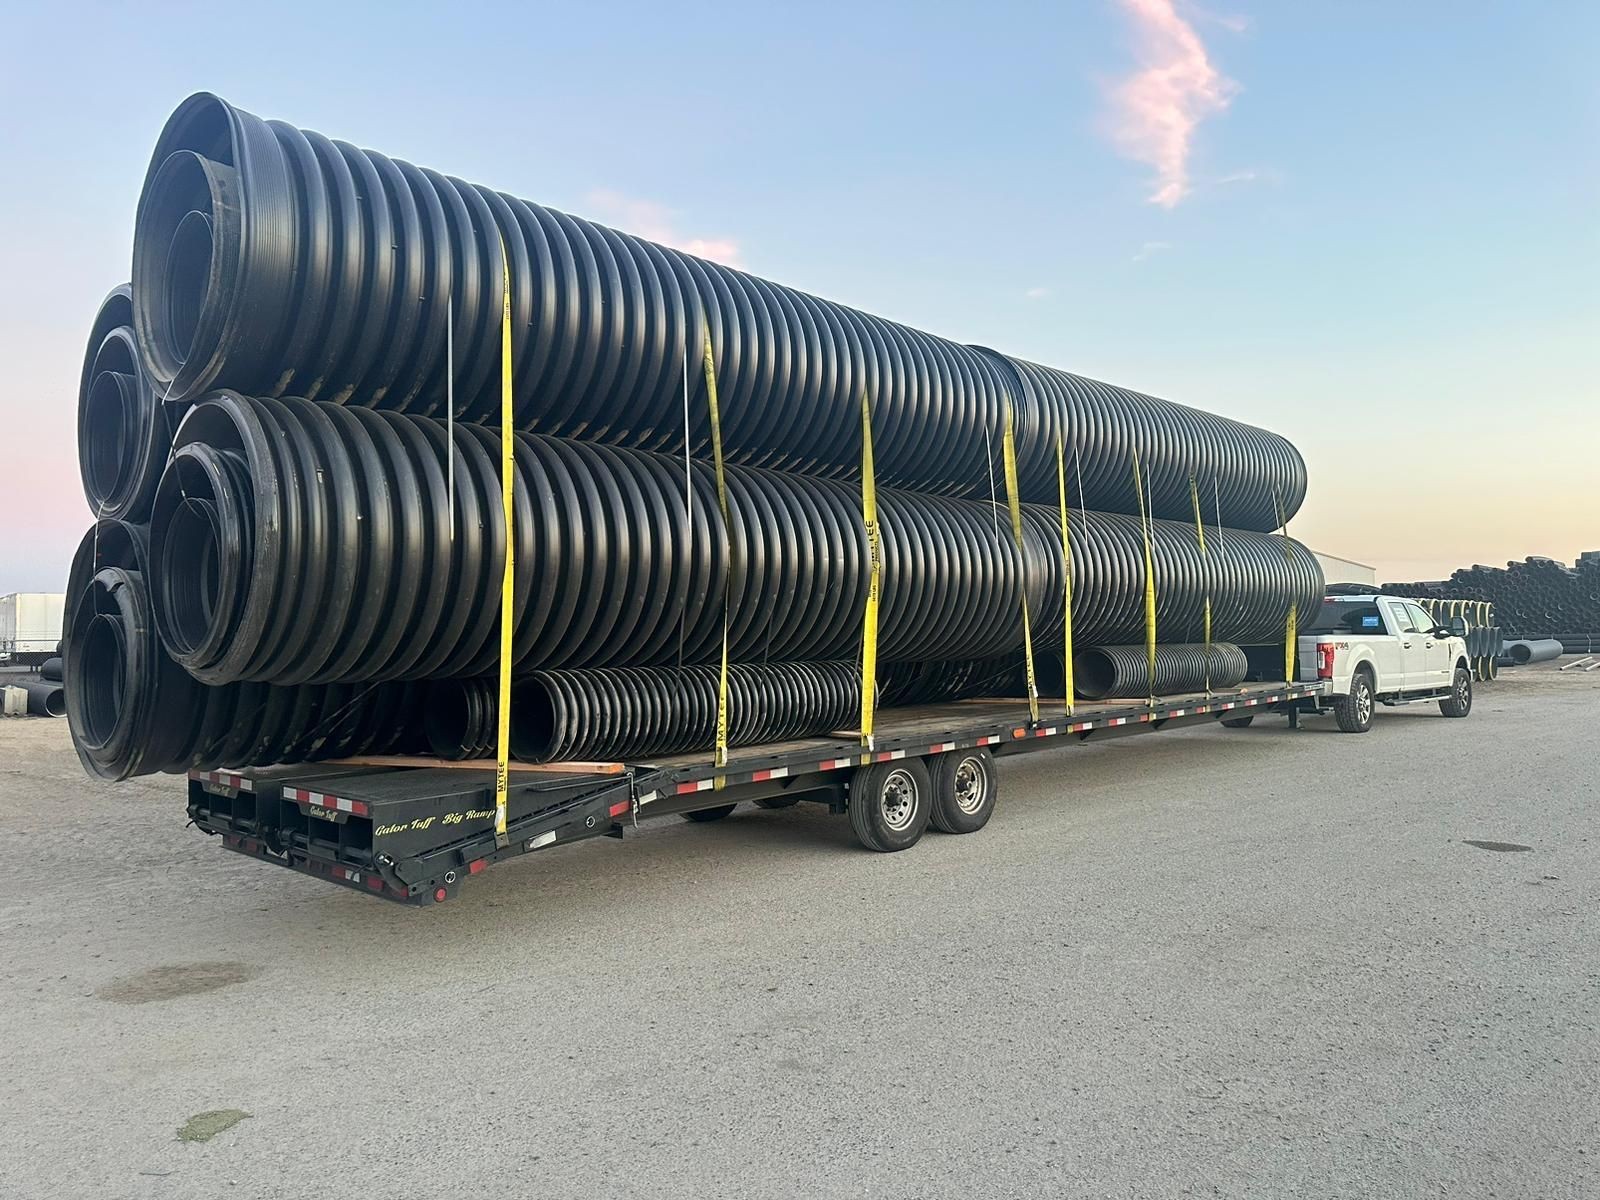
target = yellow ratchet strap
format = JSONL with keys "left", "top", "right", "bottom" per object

{"left": 1002, "top": 401, "right": 1039, "bottom": 724}
{"left": 1056, "top": 432, "right": 1074, "bottom": 716}
{"left": 1189, "top": 476, "right": 1213, "bottom": 694}
{"left": 494, "top": 235, "right": 515, "bottom": 844}
{"left": 702, "top": 333, "right": 732, "bottom": 773}
{"left": 1273, "top": 489, "right": 1297, "bottom": 684}
{"left": 860, "top": 389, "right": 881, "bottom": 752}
{"left": 1131, "top": 449, "right": 1157, "bottom": 702}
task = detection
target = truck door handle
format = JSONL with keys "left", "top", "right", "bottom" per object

{"left": 1402, "top": 641, "right": 1412, "bottom": 649}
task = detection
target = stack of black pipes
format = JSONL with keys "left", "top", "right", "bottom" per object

{"left": 1383, "top": 559, "right": 1600, "bottom": 654}
{"left": 64, "top": 92, "right": 1322, "bottom": 778}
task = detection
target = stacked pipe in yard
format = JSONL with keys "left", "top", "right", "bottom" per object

{"left": 1383, "top": 558, "right": 1600, "bottom": 655}
{"left": 63, "top": 92, "right": 1322, "bottom": 779}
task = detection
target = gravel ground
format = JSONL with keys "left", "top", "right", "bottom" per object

{"left": 2, "top": 664, "right": 1597, "bottom": 1199}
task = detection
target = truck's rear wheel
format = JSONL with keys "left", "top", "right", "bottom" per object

{"left": 1220, "top": 715, "right": 1255, "bottom": 729}
{"left": 682, "top": 803, "right": 737, "bottom": 823}
{"left": 929, "top": 748, "right": 997, "bottom": 834}
{"left": 848, "top": 759, "right": 931, "bottom": 852}
{"left": 1439, "top": 667, "right": 1473, "bottom": 718}
{"left": 1334, "top": 668, "right": 1375, "bottom": 733}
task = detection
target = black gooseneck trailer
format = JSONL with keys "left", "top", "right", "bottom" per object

{"left": 188, "top": 681, "right": 1322, "bottom": 905}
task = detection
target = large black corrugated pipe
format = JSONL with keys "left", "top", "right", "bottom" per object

{"left": 1501, "top": 638, "right": 1563, "bottom": 665}
{"left": 511, "top": 661, "right": 860, "bottom": 763}
{"left": 879, "top": 658, "right": 1023, "bottom": 704}
{"left": 424, "top": 678, "right": 497, "bottom": 760}
{"left": 133, "top": 93, "right": 1306, "bottom": 527}
{"left": 151, "top": 395, "right": 1322, "bottom": 685}
{"left": 24, "top": 681, "right": 65, "bottom": 717}
{"left": 77, "top": 285, "right": 172, "bottom": 523}
{"left": 62, "top": 521, "right": 427, "bottom": 779}
{"left": 40, "top": 657, "right": 64, "bottom": 682}
{"left": 1071, "top": 643, "right": 1249, "bottom": 700}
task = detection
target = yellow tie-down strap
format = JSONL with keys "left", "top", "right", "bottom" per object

{"left": 859, "top": 389, "right": 881, "bottom": 752}
{"left": 1055, "top": 432, "right": 1074, "bottom": 716}
{"left": 1273, "top": 489, "right": 1297, "bottom": 684}
{"left": 701, "top": 334, "right": 733, "bottom": 773}
{"left": 1188, "top": 476, "right": 1213, "bottom": 694}
{"left": 1002, "top": 401, "right": 1039, "bottom": 725}
{"left": 1131, "top": 449, "right": 1157, "bottom": 702}
{"left": 494, "top": 234, "right": 515, "bottom": 843}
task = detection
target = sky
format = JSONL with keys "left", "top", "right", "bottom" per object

{"left": 1, "top": 0, "right": 1596, "bottom": 592}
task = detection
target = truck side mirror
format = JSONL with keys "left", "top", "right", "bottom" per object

{"left": 1446, "top": 617, "right": 1468, "bottom": 638}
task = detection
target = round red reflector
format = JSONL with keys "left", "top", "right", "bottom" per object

{"left": 434, "top": 887, "right": 448, "bottom": 903}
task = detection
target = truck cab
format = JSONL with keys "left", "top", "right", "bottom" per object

{"left": 1298, "top": 595, "right": 1474, "bottom": 732}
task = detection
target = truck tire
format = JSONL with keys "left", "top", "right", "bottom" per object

{"left": 848, "top": 759, "right": 932, "bottom": 852}
{"left": 928, "top": 748, "right": 997, "bottom": 834}
{"left": 1439, "top": 667, "right": 1473, "bottom": 718}
{"left": 753, "top": 794, "right": 799, "bottom": 809}
{"left": 1334, "top": 667, "right": 1375, "bottom": 733}
{"left": 682, "top": 803, "right": 738, "bottom": 823}
{"left": 1220, "top": 715, "right": 1255, "bottom": 729}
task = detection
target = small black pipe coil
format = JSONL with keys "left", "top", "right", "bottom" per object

{"left": 426, "top": 657, "right": 1025, "bottom": 762}
{"left": 132, "top": 93, "right": 1306, "bottom": 528}
{"left": 149, "top": 394, "right": 1323, "bottom": 686}
{"left": 1070, "top": 643, "right": 1250, "bottom": 700}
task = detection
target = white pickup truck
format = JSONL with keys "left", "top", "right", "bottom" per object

{"left": 1293, "top": 594, "right": 1474, "bottom": 732}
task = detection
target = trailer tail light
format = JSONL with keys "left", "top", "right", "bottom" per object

{"left": 1316, "top": 643, "right": 1336, "bottom": 679}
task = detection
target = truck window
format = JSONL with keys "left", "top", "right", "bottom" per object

{"left": 1404, "top": 603, "right": 1438, "bottom": 634}
{"left": 1306, "top": 600, "right": 1385, "bottom": 635}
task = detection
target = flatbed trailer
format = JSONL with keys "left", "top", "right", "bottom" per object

{"left": 188, "top": 680, "right": 1324, "bottom": 905}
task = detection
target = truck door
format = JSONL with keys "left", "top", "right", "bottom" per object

{"left": 1378, "top": 599, "right": 1422, "bottom": 692}
{"left": 1405, "top": 601, "right": 1452, "bottom": 690}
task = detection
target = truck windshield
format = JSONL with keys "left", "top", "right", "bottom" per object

{"left": 1306, "top": 600, "right": 1386, "bottom": 635}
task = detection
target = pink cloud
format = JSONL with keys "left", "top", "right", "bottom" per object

{"left": 1105, "top": 0, "right": 1240, "bottom": 208}
{"left": 584, "top": 189, "right": 743, "bottom": 267}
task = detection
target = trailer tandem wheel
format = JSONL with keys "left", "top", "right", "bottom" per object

{"left": 848, "top": 759, "right": 932, "bottom": 852}
{"left": 682, "top": 804, "right": 739, "bottom": 823}
{"left": 928, "top": 747, "right": 997, "bottom": 834}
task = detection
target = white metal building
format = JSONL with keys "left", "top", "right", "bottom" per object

{"left": 0, "top": 593, "right": 65, "bottom": 656}
{"left": 1311, "top": 551, "right": 1376, "bottom": 587}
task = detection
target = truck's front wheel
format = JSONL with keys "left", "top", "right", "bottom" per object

{"left": 849, "top": 759, "right": 932, "bottom": 852}
{"left": 1439, "top": 667, "right": 1473, "bottom": 718}
{"left": 1334, "top": 668, "right": 1375, "bottom": 733}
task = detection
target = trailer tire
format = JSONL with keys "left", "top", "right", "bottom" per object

{"left": 928, "top": 749, "right": 997, "bottom": 834}
{"left": 753, "top": 794, "right": 800, "bottom": 809}
{"left": 848, "top": 759, "right": 932, "bottom": 852}
{"left": 1439, "top": 667, "right": 1473, "bottom": 718}
{"left": 1219, "top": 715, "right": 1255, "bottom": 729}
{"left": 1334, "top": 667, "right": 1375, "bottom": 733}
{"left": 682, "top": 803, "right": 738, "bottom": 823}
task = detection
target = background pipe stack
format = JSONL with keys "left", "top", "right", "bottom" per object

{"left": 1384, "top": 558, "right": 1599, "bottom": 656}
{"left": 63, "top": 93, "right": 1323, "bottom": 771}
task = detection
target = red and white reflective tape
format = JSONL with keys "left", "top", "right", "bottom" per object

{"left": 675, "top": 778, "right": 717, "bottom": 795}
{"left": 930, "top": 742, "right": 957, "bottom": 754}
{"left": 1110, "top": 717, "right": 1128, "bottom": 727}
{"left": 1070, "top": 721, "right": 1094, "bottom": 733}
{"left": 822, "top": 757, "right": 854, "bottom": 771}
{"left": 287, "top": 787, "right": 369, "bottom": 817}
{"left": 750, "top": 766, "right": 791, "bottom": 782}
{"left": 873, "top": 748, "right": 908, "bottom": 763}
{"left": 977, "top": 735, "right": 1003, "bottom": 746}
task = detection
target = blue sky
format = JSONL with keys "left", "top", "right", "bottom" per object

{"left": 1, "top": 0, "right": 1595, "bottom": 591}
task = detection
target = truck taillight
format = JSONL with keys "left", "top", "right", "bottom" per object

{"left": 1316, "top": 643, "right": 1336, "bottom": 679}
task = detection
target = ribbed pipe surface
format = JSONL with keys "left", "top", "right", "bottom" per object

{"left": 63, "top": 521, "right": 426, "bottom": 779}
{"left": 513, "top": 661, "right": 861, "bottom": 762}
{"left": 132, "top": 93, "right": 1305, "bottom": 527}
{"left": 1071, "top": 643, "right": 1249, "bottom": 700}
{"left": 150, "top": 395, "right": 1323, "bottom": 686}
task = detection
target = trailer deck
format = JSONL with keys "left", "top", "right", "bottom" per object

{"left": 188, "top": 680, "right": 1323, "bottom": 904}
